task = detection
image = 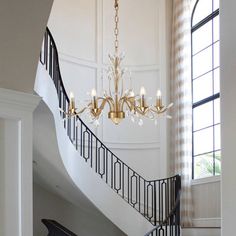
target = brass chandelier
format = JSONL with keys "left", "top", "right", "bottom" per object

{"left": 66, "top": 0, "right": 173, "bottom": 126}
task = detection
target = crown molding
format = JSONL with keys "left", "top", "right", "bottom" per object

{"left": 0, "top": 87, "right": 41, "bottom": 114}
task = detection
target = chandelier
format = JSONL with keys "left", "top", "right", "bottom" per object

{"left": 66, "top": 0, "right": 173, "bottom": 126}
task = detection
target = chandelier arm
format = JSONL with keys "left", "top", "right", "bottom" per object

{"left": 160, "top": 107, "right": 168, "bottom": 113}
{"left": 97, "top": 97, "right": 106, "bottom": 100}
{"left": 119, "top": 95, "right": 140, "bottom": 114}
{"left": 100, "top": 96, "right": 115, "bottom": 111}
{"left": 106, "top": 96, "right": 115, "bottom": 107}
{"left": 75, "top": 106, "right": 89, "bottom": 115}
{"left": 97, "top": 98, "right": 108, "bottom": 112}
{"left": 135, "top": 108, "right": 143, "bottom": 115}
{"left": 135, "top": 106, "right": 150, "bottom": 116}
{"left": 150, "top": 108, "right": 157, "bottom": 113}
{"left": 128, "top": 96, "right": 136, "bottom": 107}
{"left": 150, "top": 107, "right": 168, "bottom": 114}
{"left": 120, "top": 97, "right": 132, "bottom": 112}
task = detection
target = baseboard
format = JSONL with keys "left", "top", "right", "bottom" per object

{"left": 182, "top": 227, "right": 221, "bottom": 236}
{"left": 192, "top": 218, "right": 221, "bottom": 228}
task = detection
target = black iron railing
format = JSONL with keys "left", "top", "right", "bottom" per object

{"left": 144, "top": 182, "right": 181, "bottom": 236}
{"left": 39, "top": 27, "right": 181, "bottom": 235}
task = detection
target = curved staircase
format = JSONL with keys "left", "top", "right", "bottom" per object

{"left": 34, "top": 27, "right": 181, "bottom": 236}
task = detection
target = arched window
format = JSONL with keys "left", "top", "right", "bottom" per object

{"left": 191, "top": 0, "right": 220, "bottom": 179}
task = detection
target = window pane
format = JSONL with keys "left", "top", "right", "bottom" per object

{"left": 213, "top": 0, "right": 219, "bottom": 11}
{"left": 194, "top": 153, "right": 214, "bottom": 179}
{"left": 214, "top": 98, "right": 220, "bottom": 124}
{"left": 194, "top": 127, "right": 213, "bottom": 155}
{"left": 193, "top": 46, "right": 212, "bottom": 78}
{"left": 194, "top": 102, "right": 213, "bottom": 131}
{"left": 192, "top": 21, "right": 212, "bottom": 54}
{"left": 214, "top": 124, "right": 221, "bottom": 150}
{"left": 214, "top": 68, "right": 220, "bottom": 94}
{"left": 214, "top": 41, "right": 220, "bottom": 68}
{"left": 214, "top": 150, "right": 221, "bottom": 175}
{"left": 192, "top": 0, "right": 221, "bottom": 179}
{"left": 213, "top": 15, "right": 219, "bottom": 42}
{"left": 193, "top": 72, "right": 213, "bottom": 103}
{"left": 193, "top": 0, "right": 212, "bottom": 26}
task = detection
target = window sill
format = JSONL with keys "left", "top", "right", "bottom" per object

{"left": 191, "top": 175, "right": 221, "bottom": 185}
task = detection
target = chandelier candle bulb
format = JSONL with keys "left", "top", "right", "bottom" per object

{"left": 156, "top": 89, "right": 162, "bottom": 108}
{"left": 91, "top": 89, "right": 97, "bottom": 109}
{"left": 69, "top": 92, "right": 75, "bottom": 112}
{"left": 140, "top": 86, "right": 146, "bottom": 107}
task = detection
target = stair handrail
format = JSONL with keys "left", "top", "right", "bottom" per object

{"left": 42, "top": 219, "right": 77, "bottom": 236}
{"left": 39, "top": 27, "right": 181, "bottom": 235}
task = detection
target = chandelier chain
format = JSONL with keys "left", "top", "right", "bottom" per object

{"left": 114, "top": 0, "right": 119, "bottom": 54}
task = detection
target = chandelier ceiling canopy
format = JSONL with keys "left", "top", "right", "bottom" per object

{"left": 65, "top": 0, "right": 173, "bottom": 126}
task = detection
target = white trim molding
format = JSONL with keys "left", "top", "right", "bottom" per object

{"left": 0, "top": 88, "right": 41, "bottom": 114}
{"left": 0, "top": 87, "right": 40, "bottom": 236}
{"left": 191, "top": 175, "right": 221, "bottom": 186}
{"left": 104, "top": 141, "right": 160, "bottom": 150}
{"left": 192, "top": 217, "right": 221, "bottom": 228}
{"left": 182, "top": 227, "right": 221, "bottom": 236}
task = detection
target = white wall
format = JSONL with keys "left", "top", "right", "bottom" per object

{"left": 220, "top": 0, "right": 236, "bottom": 235}
{"left": 191, "top": 178, "right": 221, "bottom": 227}
{"left": 33, "top": 183, "right": 126, "bottom": 236}
{"left": 0, "top": 118, "right": 5, "bottom": 236}
{"left": 0, "top": 119, "right": 20, "bottom": 236}
{"left": 48, "top": 0, "right": 171, "bottom": 180}
{"left": 0, "top": 0, "right": 53, "bottom": 93}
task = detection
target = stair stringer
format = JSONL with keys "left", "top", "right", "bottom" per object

{"left": 34, "top": 63, "right": 154, "bottom": 236}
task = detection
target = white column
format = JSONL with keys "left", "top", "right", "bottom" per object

{"left": 220, "top": 0, "right": 236, "bottom": 235}
{"left": 0, "top": 88, "right": 40, "bottom": 236}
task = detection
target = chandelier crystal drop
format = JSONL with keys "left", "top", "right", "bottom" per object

{"left": 65, "top": 0, "right": 173, "bottom": 125}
